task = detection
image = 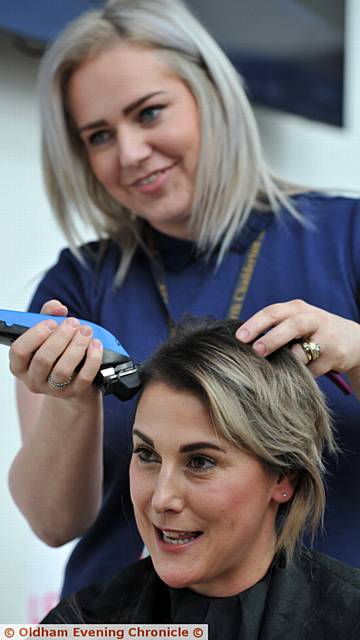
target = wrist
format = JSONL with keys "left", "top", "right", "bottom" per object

{"left": 44, "top": 387, "right": 102, "bottom": 417}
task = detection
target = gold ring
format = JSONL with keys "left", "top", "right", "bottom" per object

{"left": 301, "top": 342, "right": 321, "bottom": 363}
{"left": 47, "top": 373, "right": 73, "bottom": 390}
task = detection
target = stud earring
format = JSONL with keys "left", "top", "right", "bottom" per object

{"left": 282, "top": 492, "right": 288, "bottom": 498}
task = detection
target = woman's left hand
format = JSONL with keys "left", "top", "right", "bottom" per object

{"left": 236, "top": 299, "right": 360, "bottom": 397}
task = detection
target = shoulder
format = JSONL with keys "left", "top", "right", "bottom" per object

{"left": 266, "top": 550, "right": 360, "bottom": 638}
{"left": 300, "top": 548, "right": 360, "bottom": 590}
{"left": 267, "top": 191, "right": 360, "bottom": 247}
{"left": 30, "top": 239, "right": 121, "bottom": 288}
{"left": 28, "top": 239, "right": 122, "bottom": 316}
{"left": 78, "top": 557, "right": 156, "bottom": 621}
{"left": 303, "top": 550, "right": 360, "bottom": 634}
{"left": 271, "top": 191, "right": 360, "bottom": 274}
{"left": 290, "top": 191, "right": 360, "bottom": 221}
{"left": 274, "top": 547, "right": 360, "bottom": 595}
{"left": 297, "top": 549, "right": 360, "bottom": 629}
{"left": 55, "top": 239, "right": 121, "bottom": 274}
{"left": 42, "top": 558, "right": 156, "bottom": 623}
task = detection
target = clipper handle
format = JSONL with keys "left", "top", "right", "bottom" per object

{"left": 0, "top": 309, "right": 141, "bottom": 401}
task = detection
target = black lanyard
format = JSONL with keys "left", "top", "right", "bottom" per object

{"left": 145, "top": 228, "right": 266, "bottom": 335}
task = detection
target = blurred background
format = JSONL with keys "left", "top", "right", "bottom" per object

{"left": 1, "top": 0, "right": 359, "bottom": 622}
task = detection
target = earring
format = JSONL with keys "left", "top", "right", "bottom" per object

{"left": 282, "top": 492, "right": 288, "bottom": 498}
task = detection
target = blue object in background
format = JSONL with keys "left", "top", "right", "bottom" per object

{"left": 0, "top": 0, "right": 345, "bottom": 127}
{"left": 0, "top": 0, "right": 104, "bottom": 43}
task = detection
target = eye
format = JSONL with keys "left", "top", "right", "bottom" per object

{"left": 187, "top": 455, "right": 216, "bottom": 472}
{"left": 133, "top": 445, "right": 159, "bottom": 464}
{"left": 87, "top": 129, "right": 113, "bottom": 146}
{"left": 138, "top": 105, "right": 164, "bottom": 124}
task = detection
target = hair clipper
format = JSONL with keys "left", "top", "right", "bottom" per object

{"left": 0, "top": 309, "right": 141, "bottom": 400}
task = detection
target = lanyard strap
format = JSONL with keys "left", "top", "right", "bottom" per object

{"left": 145, "top": 228, "right": 266, "bottom": 334}
{"left": 228, "top": 229, "right": 265, "bottom": 320}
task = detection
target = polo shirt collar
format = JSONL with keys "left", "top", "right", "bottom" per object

{"left": 147, "top": 210, "right": 274, "bottom": 272}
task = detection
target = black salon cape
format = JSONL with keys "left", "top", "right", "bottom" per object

{"left": 43, "top": 549, "right": 360, "bottom": 639}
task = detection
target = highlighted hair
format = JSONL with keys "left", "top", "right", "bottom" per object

{"left": 39, "top": 0, "right": 302, "bottom": 283}
{"left": 139, "top": 317, "right": 336, "bottom": 560}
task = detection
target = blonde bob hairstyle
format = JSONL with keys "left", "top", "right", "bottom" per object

{"left": 39, "top": 0, "right": 301, "bottom": 283}
{"left": 138, "top": 317, "right": 336, "bottom": 561}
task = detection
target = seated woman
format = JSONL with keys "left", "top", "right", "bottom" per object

{"left": 43, "top": 319, "right": 360, "bottom": 635}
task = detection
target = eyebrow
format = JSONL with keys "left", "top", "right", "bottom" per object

{"left": 132, "top": 429, "right": 226, "bottom": 454}
{"left": 133, "top": 429, "right": 154, "bottom": 447}
{"left": 77, "top": 91, "right": 166, "bottom": 133}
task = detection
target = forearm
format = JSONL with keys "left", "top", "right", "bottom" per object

{"left": 8, "top": 391, "right": 104, "bottom": 546}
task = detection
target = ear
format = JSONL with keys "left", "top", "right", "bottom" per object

{"left": 271, "top": 472, "right": 297, "bottom": 504}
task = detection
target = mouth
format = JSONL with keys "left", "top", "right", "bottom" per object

{"left": 155, "top": 526, "right": 203, "bottom": 547}
{"left": 131, "top": 164, "right": 175, "bottom": 188}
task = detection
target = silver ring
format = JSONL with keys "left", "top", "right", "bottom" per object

{"left": 47, "top": 373, "right": 73, "bottom": 390}
{"left": 301, "top": 341, "right": 321, "bottom": 363}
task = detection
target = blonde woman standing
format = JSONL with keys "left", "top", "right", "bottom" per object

{"left": 8, "top": 0, "right": 360, "bottom": 597}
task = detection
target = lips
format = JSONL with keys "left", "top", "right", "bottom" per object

{"left": 136, "top": 170, "right": 163, "bottom": 186}
{"left": 156, "top": 527, "right": 203, "bottom": 546}
{"left": 130, "top": 164, "right": 175, "bottom": 188}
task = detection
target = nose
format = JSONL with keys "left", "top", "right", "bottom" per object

{"left": 116, "top": 125, "right": 151, "bottom": 169}
{"left": 151, "top": 467, "right": 185, "bottom": 514}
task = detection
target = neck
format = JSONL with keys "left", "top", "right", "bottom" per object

{"left": 190, "top": 528, "right": 277, "bottom": 597}
{"left": 193, "top": 551, "right": 275, "bottom": 598}
{"left": 149, "top": 220, "right": 194, "bottom": 241}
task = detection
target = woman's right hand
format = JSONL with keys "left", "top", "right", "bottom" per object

{"left": 8, "top": 299, "right": 105, "bottom": 546}
{"left": 9, "top": 299, "right": 103, "bottom": 405}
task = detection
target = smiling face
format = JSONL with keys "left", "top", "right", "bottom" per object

{"left": 67, "top": 42, "right": 201, "bottom": 239}
{"left": 130, "top": 382, "right": 293, "bottom": 597}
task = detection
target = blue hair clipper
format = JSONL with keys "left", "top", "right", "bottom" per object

{"left": 0, "top": 309, "right": 141, "bottom": 400}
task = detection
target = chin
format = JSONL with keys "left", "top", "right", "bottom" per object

{"left": 153, "top": 561, "right": 198, "bottom": 590}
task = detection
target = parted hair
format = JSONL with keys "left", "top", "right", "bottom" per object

{"left": 38, "top": 0, "right": 302, "bottom": 283}
{"left": 139, "top": 317, "right": 336, "bottom": 560}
